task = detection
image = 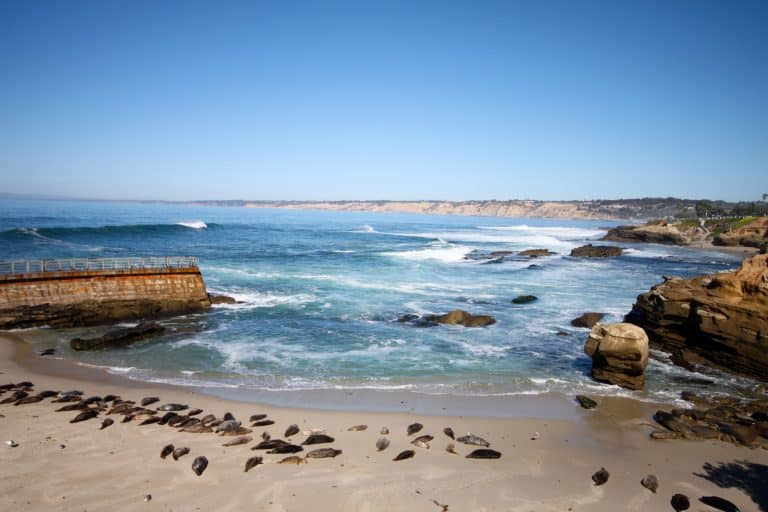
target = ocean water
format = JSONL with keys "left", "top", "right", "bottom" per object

{"left": 0, "top": 199, "right": 757, "bottom": 407}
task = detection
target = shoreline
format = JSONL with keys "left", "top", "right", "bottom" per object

{"left": 2, "top": 332, "right": 767, "bottom": 511}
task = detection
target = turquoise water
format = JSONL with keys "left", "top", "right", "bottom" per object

{"left": 0, "top": 199, "right": 755, "bottom": 405}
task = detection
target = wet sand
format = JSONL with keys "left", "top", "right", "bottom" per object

{"left": 1, "top": 332, "right": 766, "bottom": 511}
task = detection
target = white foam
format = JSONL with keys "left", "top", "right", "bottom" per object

{"left": 211, "top": 290, "right": 315, "bottom": 310}
{"left": 351, "top": 224, "right": 376, "bottom": 233}
{"left": 177, "top": 220, "right": 207, "bottom": 229}
{"left": 385, "top": 244, "right": 473, "bottom": 263}
{"left": 479, "top": 225, "right": 605, "bottom": 239}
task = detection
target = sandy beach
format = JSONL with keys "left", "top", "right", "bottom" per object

{"left": 1, "top": 333, "right": 765, "bottom": 512}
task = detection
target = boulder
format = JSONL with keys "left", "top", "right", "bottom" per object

{"left": 570, "top": 244, "right": 623, "bottom": 258}
{"left": 626, "top": 254, "right": 768, "bottom": 381}
{"left": 571, "top": 312, "right": 605, "bottom": 328}
{"left": 70, "top": 322, "right": 166, "bottom": 351}
{"left": 512, "top": 295, "right": 537, "bottom": 304}
{"left": 584, "top": 323, "right": 649, "bottom": 390}
{"left": 519, "top": 249, "right": 555, "bottom": 258}
{"left": 425, "top": 309, "right": 496, "bottom": 327}
{"left": 208, "top": 293, "right": 237, "bottom": 304}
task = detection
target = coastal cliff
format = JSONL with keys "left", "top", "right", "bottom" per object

{"left": 626, "top": 254, "right": 768, "bottom": 381}
{"left": 0, "top": 265, "right": 211, "bottom": 329}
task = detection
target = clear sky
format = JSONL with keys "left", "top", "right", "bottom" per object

{"left": 1, "top": 0, "right": 766, "bottom": 202}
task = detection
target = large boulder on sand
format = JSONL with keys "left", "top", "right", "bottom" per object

{"left": 584, "top": 323, "right": 649, "bottom": 390}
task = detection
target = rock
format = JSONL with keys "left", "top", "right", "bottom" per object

{"left": 602, "top": 222, "right": 708, "bottom": 245}
{"left": 571, "top": 312, "right": 605, "bottom": 328}
{"left": 570, "top": 244, "right": 623, "bottom": 258}
{"left": 207, "top": 293, "right": 237, "bottom": 304}
{"left": 70, "top": 323, "right": 166, "bottom": 351}
{"left": 519, "top": 249, "right": 555, "bottom": 257}
{"left": 512, "top": 295, "right": 538, "bottom": 304}
{"left": 424, "top": 310, "right": 496, "bottom": 328}
{"left": 712, "top": 216, "right": 768, "bottom": 249}
{"left": 584, "top": 323, "right": 649, "bottom": 390}
{"left": 626, "top": 254, "right": 768, "bottom": 381}
{"left": 575, "top": 395, "right": 598, "bottom": 409}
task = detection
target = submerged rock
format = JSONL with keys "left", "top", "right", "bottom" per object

{"left": 570, "top": 244, "right": 622, "bottom": 258}
{"left": 512, "top": 295, "right": 538, "bottom": 304}
{"left": 70, "top": 322, "right": 166, "bottom": 351}
{"left": 424, "top": 310, "right": 496, "bottom": 327}
{"left": 518, "top": 249, "right": 556, "bottom": 257}
{"left": 571, "top": 312, "right": 605, "bottom": 328}
{"left": 584, "top": 323, "right": 649, "bottom": 390}
{"left": 207, "top": 293, "right": 237, "bottom": 304}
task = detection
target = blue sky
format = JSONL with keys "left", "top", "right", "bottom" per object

{"left": 1, "top": 0, "right": 766, "bottom": 202}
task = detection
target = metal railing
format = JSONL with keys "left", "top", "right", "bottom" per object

{"left": 0, "top": 256, "right": 198, "bottom": 276}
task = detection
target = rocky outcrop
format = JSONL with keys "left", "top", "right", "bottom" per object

{"left": 208, "top": 293, "right": 237, "bottom": 305}
{"left": 512, "top": 295, "right": 538, "bottom": 304}
{"left": 425, "top": 309, "right": 496, "bottom": 327}
{"left": 603, "top": 222, "right": 708, "bottom": 245}
{"left": 70, "top": 322, "right": 166, "bottom": 351}
{"left": 518, "top": 249, "right": 556, "bottom": 257}
{"left": 713, "top": 216, "right": 768, "bottom": 250}
{"left": 570, "top": 244, "right": 622, "bottom": 258}
{"left": 571, "top": 312, "right": 605, "bottom": 328}
{"left": 584, "top": 323, "right": 649, "bottom": 390}
{"left": 626, "top": 254, "right": 768, "bottom": 381}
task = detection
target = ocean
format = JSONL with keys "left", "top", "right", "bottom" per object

{"left": 0, "top": 198, "right": 756, "bottom": 409}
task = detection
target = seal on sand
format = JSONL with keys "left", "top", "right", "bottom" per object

{"left": 160, "top": 444, "right": 174, "bottom": 459}
{"left": 172, "top": 447, "right": 190, "bottom": 460}
{"left": 268, "top": 444, "right": 303, "bottom": 454}
{"left": 592, "top": 468, "right": 609, "bottom": 486}
{"left": 100, "top": 418, "right": 114, "bottom": 430}
{"left": 192, "top": 456, "right": 208, "bottom": 476}
{"left": 376, "top": 438, "right": 390, "bottom": 451}
{"left": 70, "top": 409, "right": 98, "bottom": 423}
{"left": 278, "top": 456, "right": 307, "bottom": 464}
{"left": 284, "top": 424, "right": 299, "bottom": 437}
{"left": 244, "top": 456, "right": 263, "bottom": 472}
{"left": 466, "top": 449, "right": 502, "bottom": 459}
{"left": 411, "top": 435, "right": 433, "bottom": 449}
{"left": 407, "top": 423, "right": 423, "bottom": 436}
{"left": 302, "top": 434, "right": 334, "bottom": 445}
{"left": 393, "top": 449, "right": 415, "bottom": 461}
{"left": 640, "top": 475, "right": 658, "bottom": 493}
{"left": 443, "top": 427, "right": 454, "bottom": 439}
{"left": 671, "top": 494, "right": 690, "bottom": 512}
{"left": 305, "top": 448, "right": 342, "bottom": 459}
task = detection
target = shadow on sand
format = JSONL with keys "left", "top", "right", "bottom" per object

{"left": 694, "top": 460, "right": 768, "bottom": 511}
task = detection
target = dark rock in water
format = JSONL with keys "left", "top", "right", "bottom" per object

{"left": 519, "top": 249, "right": 555, "bottom": 257}
{"left": 443, "top": 427, "right": 455, "bottom": 439}
{"left": 424, "top": 310, "right": 496, "bottom": 328}
{"left": 397, "top": 314, "right": 439, "bottom": 328}
{"left": 466, "top": 449, "right": 502, "bottom": 459}
{"left": 268, "top": 444, "right": 303, "bottom": 454}
{"left": 407, "top": 423, "right": 423, "bottom": 436}
{"left": 160, "top": 444, "right": 174, "bottom": 459}
{"left": 626, "top": 254, "right": 768, "bottom": 381}
{"left": 591, "top": 467, "right": 609, "bottom": 486}
{"left": 70, "top": 323, "right": 166, "bottom": 351}
{"left": 397, "top": 314, "right": 420, "bottom": 323}
{"left": 208, "top": 293, "right": 237, "bottom": 304}
{"left": 284, "top": 424, "right": 300, "bottom": 437}
{"left": 141, "top": 397, "right": 160, "bottom": 407}
{"left": 570, "top": 244, "right": 622, "bottom": 258}
{"left": 306, "top": 448, "right": 342, "bottom": 458}
{"left": 640, "top": 474, "right": 658, "bottom": 493}
{"left": 191, "top": 456, "right": 208, "bottom": 476}
{"left": 571, "top": 312, "right": 605, "bottom": 328}
{"left": 699, "top": 496, "right": 740, "bottom": 512}
{"left": 393, "top": 449, "right": 415, "bottom": 461}
{"left": 671, "top": 493, "right": 690, "bottom": 511}
{"left": 244, "top": 456, "right": 263, "bottom": 472}
{"left": 302, "top": 434, "right": 334, "bottom": 445}
{"left": 70, "top": 409, "right": 98, "bottom": 423}
{"left": 39, "top": 348, "right": 56, "bottom": 356}
{"left": 512, "top": 295, "right": 538, "bottom": 304}
{"left": 576, "top": 395, "right": 598, "bottom": 409}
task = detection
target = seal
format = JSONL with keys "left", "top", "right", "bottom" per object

{"left": 305, "top": 448, "right": 342, "bottom": 459}
{"left": 252, "top": 419, "right": 275, "bottom": 427}
{"left": 591, "top": 468, "right": 609, "bottom": 486}
{"left": 576, "top": 395, "right": 598, "bottom": 409}
{"left": 641, "top": 475, "right": 658, "bottom": 493}
{"left": 380, "top": 427, "right": 389, "bottom": 435}
{"left": 222, "top": 436, "right": 252, "bottom": 447}
{"left": 187, "top": 408, "right": 203, "bottom": 417}
{"left": 200, "top": 414, "right": 217, "bottom": 426}
{"left": 157, "top": 403, "right": 188, "bottom": 412}
{"left": 347, "top": 425, "right": 367, "bottom": 431}
{"left": 100, "top": 418, "right": 114, "bottom": 430}
{"left": 160, "top": 444, "right": 174, "bottom": 459}
{"left": 139, "top": 416, "right": 162, "bottom": 426}
{"left": 302, "top": 434, "right": 334, "bottom": 445}
{"left": 393, "top": 449, "right": 414, "bottom": 461}
{"left": 268, "top": 444, "right": 303, "bottom": 454}
{"left": 249, "top": 414, "right": 267, "bottom": 422}
{"left": 218, "top": 426, "right": 252, "bottom": 436}
{"left": 56, "top": 402, "right": 87, "bottom": 412}
{"left": 70, "top": 409, "right": 98, "bottom": 423}
{"left": 141, "top": 397, "right": 160, "bottom": 407}
{"left": 158, "top": 412, "right": 178, "bottom": 425}
{"left": 699, "top": 496, "right": 740, "bottom": 512}
{"left": 284, "top": 424, "right": 300, "bottom": 437}
{"left": 376, "top": 438, "right": 390, "bottom": 451}
{"left": 172, "top": 446, "right": 190, "bottom": 460}
{"left": 244, "top": 455, "right": 263, "bottom": 472}
{"left": 102, "top": 394, "right": 119, "bottom": 403}
{"left": 411, "top": 435, "right": 433, "bottom": 449}
{"left": 443, "top": 427, "right": 454, "bottom": 440}
{"left": 278, "top": 455, "right": 307, "bottom": 464}
{"left": 456, "top": 433, "right": 490, "bottom": 447}
{"left": 446, "top": 443, "right": 457, "bottom": 454}
{"left": 466, "top": 449, "right": 502, "bottom": 459}
{"left": 14, "top": 395, "right": 42, "bottom": 405}
{"left": 192, "top": 456, "right": 208, "bottom": 476}
{"left": 36, "top": 390, "right": 58, "bottom": 399}
{"left": 671, "top": 494, "right": 690, "bottom": 512}
{"left": 406, "top": 423, "right": 423, "bottom": 436}
{"left": 180, "top": 424, "right": 213, "bottom": 434}
{"left": 223, "top": 412, "right": 235, "bottom": 421}
{"left": 253, "top": 439, "right": 289, "bottom": 450}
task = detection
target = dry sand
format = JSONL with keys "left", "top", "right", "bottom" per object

{"left": 1, "top": 333, "right": 766, "bottom": 512}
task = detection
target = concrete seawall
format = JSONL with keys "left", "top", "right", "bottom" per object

{"left": 0, "top": 266, "right": 211, "bottom": 329}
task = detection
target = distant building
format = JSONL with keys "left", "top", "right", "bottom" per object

{"left": 763, "top": 193, "right": 768, "bottom": 202}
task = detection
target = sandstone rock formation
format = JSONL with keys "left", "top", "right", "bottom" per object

{"left": 584, "top": 323, "right": 649, "bottom": 390}
{"left": 626, "top": 254, "right": 768, "bottom": 381}
{"left": 713, "top": 216, "right": 768, "bottom": 251}
{"left": 603, "top": 222, "right": 708, "bottom": 246}
{"left": 518, "top": 249, "right": 556, "bottom": 257}
{"left": 425, "top": 309, "right": 496, "bottom": 327}
{"left": 571, "top": 312, "right": 605, "bottom": 328}
{"left": 570, "top": 244, "right": 623, "bottom": 258}
{"left": 208, "top": 293, "right": 237, "bottom": 305}
{"left": 70, "top": 322, "right": 166, "bottom": 351}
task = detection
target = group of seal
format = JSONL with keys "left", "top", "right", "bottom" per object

{"left": 0, "top": 380, "right": 744, "bottom": 510}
